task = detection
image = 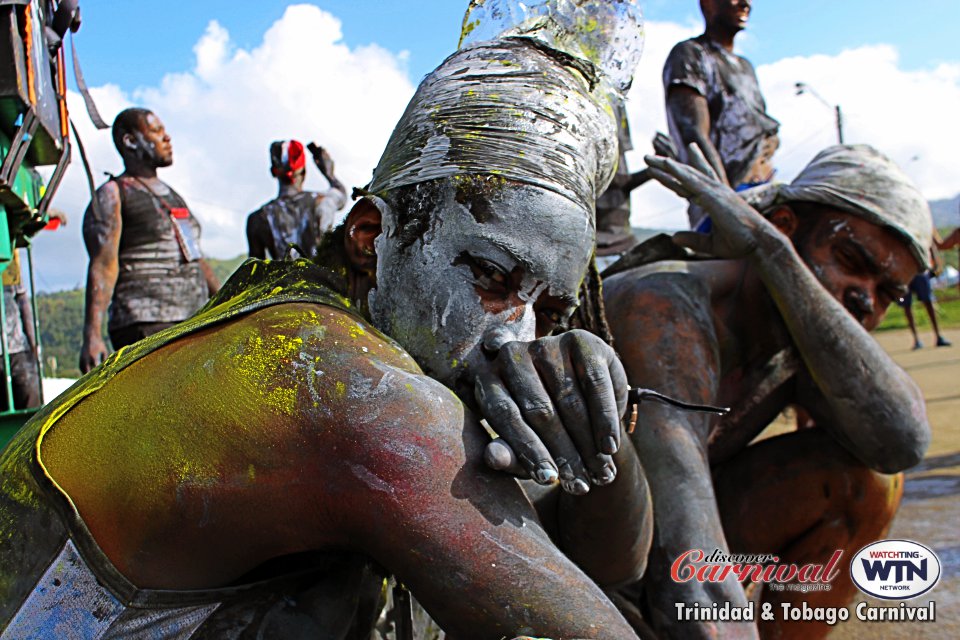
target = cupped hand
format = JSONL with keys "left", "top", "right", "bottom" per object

{"left": 646, "top": 145, "right": 775, "bottom": 259}
{"left": 474, "top": 329, "right": 629, "bottom": 495}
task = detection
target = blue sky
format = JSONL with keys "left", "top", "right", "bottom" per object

{"left": 80, "top": 0, "right": 959, "bottom": 93}
{"left": 30, "top": 1, "right": 960, "bottom": 291}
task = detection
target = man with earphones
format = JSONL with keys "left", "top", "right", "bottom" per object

{"left": 80, "top": 108, "right": 220, "bottom": 373}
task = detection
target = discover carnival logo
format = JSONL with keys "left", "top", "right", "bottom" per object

{"left": 850, "top": 539, "right": 941, "bottom": 600}
{"left": 671, "top": 549, "right": 842, "bottom": 589}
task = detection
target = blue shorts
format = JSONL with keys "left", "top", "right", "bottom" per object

{"left": 899, "top": 273, "right": 933, "bottom": 307}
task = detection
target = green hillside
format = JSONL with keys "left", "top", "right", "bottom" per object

{"left": 36, "top": 255, "right": 246, "bottom": 378}
{"left": 29, "top": 245, "right": 960, "bottom": 378}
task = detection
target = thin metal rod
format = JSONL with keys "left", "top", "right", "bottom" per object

{"left": 26, "top": 246, "right": 43, "bottom": 404}
{"left": 628, "top": 387, "right": 730, "bottom": 416}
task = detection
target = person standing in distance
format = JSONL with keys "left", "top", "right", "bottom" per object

{"left": 80, "top": 108, "right": 219, "bottom": 373}
{"left": 246, "top": 140, "right": 346, "bottom": 260}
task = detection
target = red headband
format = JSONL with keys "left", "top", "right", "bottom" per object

{"left": 271, "top": 140, "right": 307, "bottom": 179}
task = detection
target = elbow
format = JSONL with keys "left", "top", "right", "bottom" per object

{"left": 873, "top": 423, "right": 930, "bottom": 473}
{"left": 867, "top": 401, "right": 931, "bottom": 473}
{"left": 844, "top": 379, "right": 930, "bottom": 473}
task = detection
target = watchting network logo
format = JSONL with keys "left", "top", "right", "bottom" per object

{"left": 850, "top": 539, "right": 941, "bottom": 600}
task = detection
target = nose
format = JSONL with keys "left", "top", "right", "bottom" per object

{"left": 480, "top": 306, "right": 537, "bottom": 356}
{"left": 843, "top": 288, "right": 875, "bottom": 325}
{"left": 481, "top": 326, "right": 517, "bottom": 355}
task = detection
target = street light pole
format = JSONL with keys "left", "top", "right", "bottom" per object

{"left": 795, "top": 82, "right": 844, "bottom": 144}
{"left": 834, "top": 105, "right": 844, "bottom": 144}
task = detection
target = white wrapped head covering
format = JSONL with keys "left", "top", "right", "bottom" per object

{"left": 368, "top": 0, "right": 644, "bottom": 221}
{"left": 742, "top": 144, "right": 934, "bottom": 269}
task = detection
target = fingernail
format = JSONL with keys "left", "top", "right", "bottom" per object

{"left": 595, "top": 465, "right": 617, "bottom": 486}
{"left": 564, "top": 478, "right": 590, "bottom": 496}
{"left": 602, "top": 436, "right": 618, "bottom": 455}
{"left": 534, "top": 464, "right": 558, "bottom": 484}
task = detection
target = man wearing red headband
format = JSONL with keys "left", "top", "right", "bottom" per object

{"left": 245, "top": 140, "right": 346, "bottom": 260}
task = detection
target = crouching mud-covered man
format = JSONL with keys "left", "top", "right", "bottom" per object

{"left": 603, "top": 144, "right": 933, "bottom": 640}
{"left": 0, "top": 2, "right": 653, "bottom": 638}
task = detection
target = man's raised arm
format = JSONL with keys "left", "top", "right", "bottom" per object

{"left": 652, "top": 154, "right": 930, "bottom": 473}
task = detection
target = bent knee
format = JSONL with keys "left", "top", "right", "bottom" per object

{"left": 832, "top": 467, "right": 902, "bottom": 538}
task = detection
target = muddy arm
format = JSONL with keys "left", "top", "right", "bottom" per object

{"left": 80, "top": 182, "right": 122, "bottom": 372}
{"left": 327, "top": 364, "right": 641, "bottom": 639}
{"left": 604, "top": 273, "right": 759, "bottom": 639}
{"left": 555, "top": 434, "right": 652, "bottom": 588}
{"left": 666, "top": 87, "right": 730, "bottom": 186}
{"left": 751, "top": 230, "right": 928, "bottom": 471}
{"left": 649, "top": 155, "right": 930, "bottom": 473}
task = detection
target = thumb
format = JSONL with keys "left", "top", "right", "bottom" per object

{"left": 672, "top": 231, "right": 713, "bottom": 254}
{"left": 484, "top": 439, "right": 529, "bottom": 478}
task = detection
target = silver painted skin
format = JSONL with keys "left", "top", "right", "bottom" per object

{"left": 368, "top": 182, "right": 593, "bottom": 398}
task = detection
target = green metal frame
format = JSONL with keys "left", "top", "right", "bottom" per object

{"left": 0, "top": 114, "right": 53, "bottom": 443}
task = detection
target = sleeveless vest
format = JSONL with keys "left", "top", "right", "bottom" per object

{"left": 251, "top": 191, "right": 321, "bottom": 259}
{"left": 109, "top": 178, "right": 209, "bottom": 331}
{"left": 0, "top": 259, "right": 384, "bottom": 639}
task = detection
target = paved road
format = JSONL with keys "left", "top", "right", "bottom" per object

{"left": 829, "top": 327, "right": 958, "bottom": 639}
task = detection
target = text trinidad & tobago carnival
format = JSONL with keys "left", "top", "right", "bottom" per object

{"left": 670, "top": 548, "right": 938, "bottom": 625}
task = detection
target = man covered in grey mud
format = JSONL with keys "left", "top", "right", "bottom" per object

{"left": 594, "top": 102, "right": 642, "bottom": 270}
{"left": 79, "top": 108, "right": 220, "bottom": 372}
{"left": 664, "top": 0, "right": 779, "bottom": 227}
{"left": 0, "top": 250, "right": 40, "bottom": 410}
{"left": 594, "top": 102, "right": 677, "bottom": 271}
{"left": 246, "top": 139, "right": 346, "bottom": 260}
{"left": 0, "top": 1, "right": 654, "bottom": 638}
{"left": 601, "top": 144, "right": 933, "bottom": 640}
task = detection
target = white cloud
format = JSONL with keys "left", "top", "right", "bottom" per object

{"left": 30, "top": 11, "right": 960, "bottom": 291}
{"left": 33, "top": 4, "right": 415, "bottom": 291}
{"left": 759, "top": 46, "right": 960, "bottom": 199}
{"left": 621, "top": 20, "right": 701, "bottom": 230}
{"left": 623, "top": 22, "right": 960, "bottom": 231}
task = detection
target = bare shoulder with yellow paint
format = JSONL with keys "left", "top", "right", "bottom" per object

{"left": 38, "top": 302, "right": 437, "bottom": 588}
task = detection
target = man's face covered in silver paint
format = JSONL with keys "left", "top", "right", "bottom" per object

{"left": 368, "top": 178, "right": 593, "bottom": 399}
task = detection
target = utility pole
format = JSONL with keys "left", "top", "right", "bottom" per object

{"left": 795, "top": 82, "right": 843, "bottom": 144}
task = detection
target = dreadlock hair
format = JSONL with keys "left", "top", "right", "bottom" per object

{"left": 574, "top": 253, "right": 614, "bottom": 348}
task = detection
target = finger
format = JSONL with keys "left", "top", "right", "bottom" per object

{"left": 484, "top": 439, "right": 529, "bottom": 477}
{"left": 474, "top": 372, "right": 559, "bottom": 486}
{"left": 672, "top": 230, "right": 714, "bottom": 254}
{"left": 535, "top": 337, "right": 616, "bottom": 487}
{"left": 653, "top": 132, "right": 678, "bottom": 160}
{"left": 645, "top": 166, "right": 693, "bottom": 199}
{"left": 607, "top": 354, "right": 630, "bottom": 421}
{"left": 686, "top": 143, "right": 721, "bottom": 182}
{"left": 499, "top": 342, "right": 592, "bottom": 494}
{"left": 567, "top": 333, "right": 621, "bottom": 456}
{"left": 645, "top": 154, "right": 714, "bottom": 188}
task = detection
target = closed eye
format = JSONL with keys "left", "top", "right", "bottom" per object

{"left": 455, "top": 253, "right": 510, "bottom": 294}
